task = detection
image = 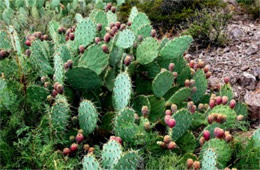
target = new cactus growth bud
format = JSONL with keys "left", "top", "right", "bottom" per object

{"left": 124, "top": 56, "right": 132, "bottom": 66}
{"left": 190, "top": 79, "right": 195, "bottom": 86}
{"left": 236, "top": 115, "right": 244, "bottom": 121}
{"left": 165, "top": 109, "right": 172, "bottom": 115}
{"left": 56, "top": 84, "right": 64, "bottom": 94}
{"left": 167, "top": 141, "right": 176, "bottom": 150}
{"left": 203, "top": 130, "right": 210, "bottom": 141}
{"left": 204, "top": 104, "right": 209, "bottom": 110}
{"left": 142, "top": 106, "right": 149, "bottom": 117}
{"left": 83, "top": 144, "right": 90, "bottom": 152}
{"left": 230, "top": 99, "right": 236, "bottom": 109}
{"left": 224, "top": 77, "right": 230, "bottom": 84}
{"left": 215, "top": 96, "right": 222, "bottom": 105}
{"left": 67, "top": 60, "right": 73, "bottom": 69}
{"left": 69, "top": 136, "right": 75, "bottom": 141}
{"left": 41, "top": 76, "right": 47, "bottom": 83}
{"left": 70, "top": 143, "right": 78, "bottom": 152}
{"left": 168, "top": 63, "right": 175, "bottom": 72}
{"left": 199, "top": 136, "right": 205, "bottom": 146}
{"left": 101, "top": 44, "right": 109, "bottom": 53}
{"left": 193, "top": 161, "right": 200, "bottom": 170}
{"left": 134, "top": 113, "right": 139, "bottom": 120}
{"left": 79, "top": 45, "right": 85, "bottom": 53}
{"left": 163, "top": 135, "right": 171, "bottom": 144}
{"left": 171, "top": 104, "right": 177, "bottom": 113}
{"left": 151, "top": 29, "right": 156, "bottom": 37}
{"left": 222, "top": 96, "right": 228, "bottom": 105}
{"left": 63, "top": 148, "right": 71, "bottom": 156}
{"left": 52, "top": 89, "right": 58, "bottom": 98}
{"left": 214, "top": 127, "right": 224, "bottom": 139}
{"left": 187, "top": 159, "right": 193, "bottom": 169}
{"left": 76, "top": 133, "right": 84, "bottom": 144}
{"left": 96, "top": 23, "right": 102, "bottom": 32}
{"left": 44, "top": 82, "right": 50, "bottom": 88}
{"left": 187, "top": 101, "right": 194, "bottom": 110}
{"left": 157, "top": 141, "right": 166, "bottom": 148}
{"left": 185, "top": 79, "right": 190, "bottom": 87}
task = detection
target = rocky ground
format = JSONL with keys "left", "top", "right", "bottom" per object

{"left": 188, "top": 4, "right": 260, "bottom": 120}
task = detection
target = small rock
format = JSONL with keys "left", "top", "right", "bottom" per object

{"left": 246, "top": 47, "right": 258, "bottom": 55}
{"left": 238, "top": 72, "right": 257, "bottom": 90}
{"left": 230, "top": 27, "right": 244, "bottom": 39}
{"left": 208, "top": 77, "right": 222, "bottom": 90}
{"left": 244, "top": 90, "right": 260, "bottom": 120}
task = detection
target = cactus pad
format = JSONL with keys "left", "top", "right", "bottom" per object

{"left": 65, "top": 67, "right": 102, "bottom": 91}
{"left": 219, "top": 84, "right": 233, "bottom": 102}
{"left": 160, "top": 35, "right": 192, "bottom": 60}
{"left": 166, "top": 87, "right": 192, "bottom": 106}
{"left": 136, "top": 37, "right": 159, "bottom": 65}
{"left": 116, "top": 29, "right": 135, "bottom": 49}
{"left": 78, "top": 44, "right": 109, "bottom": 75}
{"left": 252, "top": 128, "right": 260, "bottom": 147}
{"left": 176, "top": 131, "right": 196, "bottom": 153}
{"left": 168, "top": 109, "right": 192, "bottom": 141}
{"left": 191, "top": 70, "right": 208, "bottom": 103}
{"left": 82, "top": 155, "right": 102, "bottom": 170}
{"left": 132, "top": 95, "right": 151, "bottom": 116}
{"left": 74, "top": 18, "right": 96, "bottom": 48}
{"left": 0, "top": 31, "right": 11, "bottom": 50}
{"left": 54, "top": 55, "right": 65, "bottom": 84}
{"left": 148, "top": 95, "right": 165, "bottom": 122}
{"left": 201, "top": 148, "right": 217, "bottom": 170}
{"left": 152, "top": 71, "right": 174, "bottom": 97}
{"left": 137, "top": 24, "right": 152, "bottom": 38}
{"left": 26, "top": 85, "right": 48, "bottom": 104}
{"left": 106, "top": 11, "right": 117, "bottom": 25}
{"left": 112, "top": 72, "right": 132, "bottom": 111}
{"left": 176, "top": 66, "right": 191, "bottom": 86}
{"left": 131, "top": 12, "right": 150, "bottom": 34}
{"left": 78, "top": 100, "right": 98, "bottom": 136}
{"left": 113, "top": 151, "right": 140, "bottom": 170}
{"left": 234, "top": 101, "right": 248, "bottom": 118}
{"left": 101, "top": 140, "right": 122, "bottom": 169}
{"left": 128, "top": 6, "right": 138, "bottom": 22}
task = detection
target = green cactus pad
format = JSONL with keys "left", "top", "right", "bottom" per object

{"left": 201, "top": 148, "right": 217, "bottom": 170}
{"left": 99, "top": 112, "right": 115, "bottom": 131}
{"left": 192, "top": 70, "right": 208, "bottom": 104}
{"left": 30, "top": 40, "right": 53, "bottom": 75}
{"left": 8, "top": 26, "right": 22, "bottom": 55}
{"left": 106, "top": 11, "right": 117, "bottom": 25}
{"left": 101, "top": 140, "right": 122, "bottom": 169}
{"left": 75, "top": 13, "right": 83, "bottom": 23}
{"left": 109, "top": 46, "right": 124, "bottom": 67}
{"left": 104, "top": 67, "right": 116, "bottom": 91}
{"left": 112, "top": 72, "right": 132, "bottom": 111}
{"left": 114, "top": 108, "right": 138, "bottom": 143}
{"left": 65, "top": 67, "right": 102, "bottom": 91}
{"left": 54, "top": 54, "right": 65, "bottom": 84}
{"left": 74, "top": 18, "right": 96, "bottom": 48}
{"left": 207, "top": 105, "right": 236, "bottom": 129}
{"left": 91, "top": 10, "right": 108, "bottom": 36}
{"left": 128, "top": 6, "right": 138, "bottom": 22}
{"left": 0, "top": 31, "right": 11, "bottom": 50}
{"left": 0, "top": 78, "right": 17, "bottom": 111}
{"left": 201, "top": 138, "right": 232, "bottom": 168}
{"left": 26, "top": 85, "right": 48, "bottom": 104}
{"left": 58, "top": 45, "right": 72, "bottom": 63}
{"left": 2, "top": 8, "right": 14, "bottom": 25}
{"left": 166, "top": 87, "right": 192, "bottom": 106}
{"left": 160, "top": 35, "right": 192, "bottom": 60}
{"left": 51, "top": 95, "right": 70, "bottom": 135}
{"left": 176, "top": 131, "right": 196, "bottom": 153}
{"left": 191, "top": 112, "right": 207, "bottom": 128}
{"left": 82, "top": 155, "right": 102, "bottom": 170}
{"left": 113, "top": 151, "right": 140, "bottom": 170}
{"left": 136, "top": 37, "right": 160, "bottom": 65}
{"left": 160, "top": 37, "right": 170, "bottom": 49}
{"left": 116, "top": 29, "right": 135, "bottom": 49}
{"left": 234, "top": 101, "right": 248, "bottom": 118}
{"left": 152, "top": 71, "right": 174, "bottom": 97}
{"left": 138, "top": 62, "right": 161, "bottom": 79}
{"left": 219, "top": 84, "right": 233, "bottom": 103}
{"left": 78, "top": 100, "right": 98, "bottom": 136}
{"left": 176, "top": 66, "right": 191, "bottom": 86}
{"left": 132, "top": 95, "right": 151, "bottom": 116}
{"left": 168, "top": 109, "right": 192, "bottom": 141}
{"left": 78, "top": 44, "right": 109, "bottom": 75}
{"left": 137, "top": 24, "right": 152, "bottom": 38}
{"left": 131, "top": 12, "right": 150, "bottom": 34}
{"left": 148, "top": 95, "right": 165, "bottom": 122}
{"left": 48, "top": 20, "right": 65, "bottom": 46}
{"left": 252, "top": 128, "right": 260, "bottom": 147}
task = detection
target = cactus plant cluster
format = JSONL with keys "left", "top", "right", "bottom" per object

{"left": 0, "top": 0, "right": 259, "bottom": 169}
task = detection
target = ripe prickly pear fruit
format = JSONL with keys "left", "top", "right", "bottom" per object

{"left": 173, "top": 72, "right": 178, "bottom": 78}
{"left": 198, "top": 103, "right": 204, "bottom": 111}
{"left": 115, "top": 22, "right": 121, "bottom": 29}
{"left": 63, "top": 148, "right": 71, "bottom": 156}
{"left": 203, "top": 65, "right": 210, "bottom": 73}
{"left": 208, "top": 115, "right": 214, "bottom": 124}
{"left": 157, "top": 141, "right": 166, "bottom": 148}
{"left": 216, "top": 114, "right": 222, "bottom": 123}
{"left": 67, "top": 60, "right": 73, "bottom": 69}
{"left": 215, "top": 96, "right": 222, "bottom": 105}
{"left": 209, "top": 99, "right": 215, "bottom": 109}
{"left": 236, "top": 115, "right": 244, "bottom": 121}
{"left": 185, "top": 79, "right": 190, "bottom": 87}
{"left": 150, "top": 29, "right": 156, "bottom": 37}
{"left": 69, "top": 33, "right": 74, "bottom": 40}
{"left": 199, "top": 136, "right": 205, "bottom": 146}
{"left": 111, "top": 6, "right": 116, "bottom": 13}
{"left": 127, "top": 21, "right": 132, "bottom": 27}
{"left": 187, "top": 101, "right": 194, "bottom": 110}
{"left": 70, "top": 143, "right": 78, "bottom": 152}
{"left": 171, "top": 104, "right": 177, "bottom": 113}
{"left": 95, "top": 37, "right": 101, "bottom": 44}
{"left": 163, "top": 135, "right": 171, "bottom": 144}
{"left": 96, "top": 23, "right": 102, "bottom": 32}
{"left": 224, "top": 77, "right": 230, "bottom": 84}
{"left": 229, "top": 99, "right": 236, "bottom": 109}
{"left": 168, "top": 63, "right": 175, "bottom": 72}
{"left": 187, "top": 158, "right": 193, "bottom": 169}
{"left": 206, "top": 71, "right": 212, "bottom": 79}
{"left": 167, "top": 141, "right": 176, "bottom": 150}
{"left": 79, "top": 45, "right": 85, "bottom": 54}
{"left": 191, "top": 105, "right": 196, "bottom": 114}
{"left": 167, "top": 118, "right": 176, "bottom": 128}
{"left": 138, "top": 35, "right": 143, "bottom": 42}
{"left": 120, "top": 24, "right": 126, "bottom": 30}
{"left": 222, "top": 96, "right": 228, "bottom": 105}
{"left": 25, "top": 49, "right": 31, "bottom": 57}
{"left": 203, "top": 130, "right": 210, "bottom": 141}
{"left": 56, "top": 84, "right": 64, "bottom": 94}
{"left": 104, "top": 33, "right": 111, "bottom": 43}
{"left": 189, "top": 60, "right": 195, "bottom": 68}
{"left": 198, "top": 59, "right": 205, "bottom": 68}
{"left": 105, "top": 3, "right": 112, "bottom": 11}
{"left": 101, "top": 44, "right": 109, "bottom": 53}
{"left": 214, "top": 127, "right": 224, "bottom": 139}
{"left": 52, "top": 89, "right": 58, "bottom": 98}
{"left": 76, "top": 133, "right": 84, "bottom": 144}
{"left": 116, "top": 137, "right": 122, "bottom": 144}
{"left": 58, "top": 26, "right": 66, "bottom": 34}
{"left": 193, "top": 161, "right": 200, "bottom": 170}
{"left": 225, "top": 134, "right": 232, "bottom": 142}
{"left": 165, "top": 109, "right": 172, "bottom": 116}
{"left": 141, "top": 106, "right": 149, "bottom": 117}
{"left": 164, "top": 115, "right": 171, "bottom": 124}
{"left": 124, "top": 56, "right": 132, "bottom": 66}
{"left": 134, "top": 113, "right": 139, "bottom": 120}
{"left": 83, "top": 144, "right": 90, "bottom": 152}
{"left": 88, "top": 147, "right": 94, "bottom": 153}
{"left": 25, "top": 40, "right": 31, "bottom": 46}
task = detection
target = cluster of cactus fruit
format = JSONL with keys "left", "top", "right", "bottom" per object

{"left": 0, "top": 0, "right": 259, "bottom": 169}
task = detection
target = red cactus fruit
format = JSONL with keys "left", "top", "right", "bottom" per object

{"left": 76, "top": 133, "right": 84, "bottom": 144}
{"left": 168, "top": 63, "right": 175, "bottom": 72}
{"left": 51, "top": 89, "right": 58, "bottom": 98}
{"left": 229, "top": 99, "right": 236, "bottom": 109}
{"left": 225, "top": 134, "right": 232, "bottom": 142}
{"left": 204, "top": 65, "right": 210, "bottom": 73}
{"left": 191, "top": 105, "right": 196, "bottom": 114}
{"left": 127, "top": 21, "right": 132, "bottom": 27}
{"left": 167, "top": 141, "right": 176, "bottom": 150}
{"left": 120, "top": 24, "right": 126, "bottom": 30}
{"left": 187, "top": 159, "right": 193, "bottom": 169}
{"left": 209, "top": 99, "right": 215, "bottom": 109}
{"left": 224, "top": 77, "right": 230, "bottom": 84}
{"left": 206, "top": 71, "right": 212, "bottom": 79}
{"left": 25, "top": 40, "right": 31, "bottom": 46}
{"left": 69, "top": 33, "right": 75, "bottom": 40}
{"left": 95, "top": 37, "right": 101, "bottom": 44}
{"left": 111, "top": 7, "right": 116, "bottom": 13}
{"left": 199, "top": 136, "right": 205, "bottom": 146}
{"left": 193, "top": 161, "right": 200, "bottom": 170}
{"left": 106, "top": 3, "right": 112, "bottom": 10}
{"left": 208, "top": 115, "right": 214, "bottom": 124}
{"left": 96, "top": 23, "right": 102, "bottom": 32}
{"left": 203, "top": 130, "right": 211, "bottom": 141}
{"left": 101, "top": 44, "right": 109, "bottom": 53}
{"left": 163, "top": 135, "right": 171, "bottom": 144}
{"left": 185, "top": 79, "right": 190, "bottom": 87}
{"left": 214, "top": 127, "right": 224, "bottom": 139}
{"left": 141, "top": 106, "right": 149, "bottom": 117}
{"left": 58, "top": 26, "right": 66, "bottom": 34}
{"left": 115, "top": 22, "right": 121, "bottom": 29}
{"left": 70, "top": 143, "right": 78, "bottom": 152}
{"left": 222, "top": 96, "right": 228, "bottom": 105}
{"left": 104, "top": 33, "right": 111, "bottom": 43}
{"left": 189, "top": 60, "right": 195, "bottom": 68}
{"left": 167, "top": 118, "right": 176, "bottom": 128}
{"left": 165, "top": 109, "right": 172, "bottom": 116}
{"left": 88, "top": 147, "right": 94, "bottom": 153}
{"left": 215, "top": 96, "right": 222, "bottom": 105}
{"left": 164, "top": 115, "right": 171, "bottom": 124}
{"left": 124, "top": 56, "right": 132, "bottom": 66}
{"left": 150, "top": 29, "right": 156, "bottom": 37}
{"left": 79, "top": 45, "right": 85, "bottom": 54}
{"left": 63, "top": 147, "right": 71, "bottom": 156}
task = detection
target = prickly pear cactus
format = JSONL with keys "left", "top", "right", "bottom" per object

{"left": 152, "top": 70, "right": 174, "bottom": 97}
{"left": 116, "top": 29, "right": 135, "bottom": 49}
{"left": 78, "top": 100, "right": 99, "bottom": 136}
{"left": 53, "top": 54, "right": 65, "bottom": 84}
{"left": 101, "top": 140, "right": 122, "bottom": 169}
{"left": 166, "top": 87, "right": 192, "bottom": 106}
{"left": 192, "top": 70, "right": 208, "bottom": 103}
{"left": 201, "top": 148, "right": 217, "bottom": 170}
{"left": 82, "top": 155, "right": 102, "bottom": 170}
